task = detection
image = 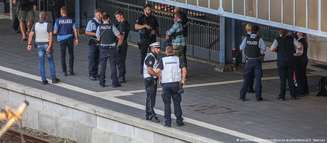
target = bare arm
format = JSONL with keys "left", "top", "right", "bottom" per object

{"left": 181, "top": 67, "right": 187, "bottom": 85}
{"left": 27, "top": 32, "right": 35, "bottom": 51}
{"left": 85, "top": 31, "right": 96, "bottom": 37}
{"left": 135, "top": 23, "right": 150, "bottom": 31}
{"left": 147, "top": 67, "right": 159, "bottom": 77}
{"left": 116, "top": 35, "right": 124, "bottom": 46}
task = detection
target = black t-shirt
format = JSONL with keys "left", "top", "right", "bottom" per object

{"left": 136, "top": 14, "right": 159, "bottom": 43}
{"left": 115, "top": 20, "right": 130, "bottom": 41}
{"left": 180, "top": 10, "right": 188, "bottom": 37}
{"left": 157, "top": 56, "right": 186, "bottom": 70}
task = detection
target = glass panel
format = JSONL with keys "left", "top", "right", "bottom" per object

{"left": 210, "top": 0, "right": 220, "bottom": 9}
{"left": 245, "top": 0, "right": 256, "bottom": 17}
{"left": 234, "top": 0, "right": 245, "bottom": 15}
{"left": 283, "top": 0, "right": 293, "bottom": 25}
{"left": 270, "top": 0, "right": 282, "bottom": 22}
{"left": 295, "top": 0, "right": 306, "bottom": 27}
{"left": 187, "top": 0, "right": 197, "bottom": 5}
{"left": 223, "top": 0, "right": 232, "bottom": 12}
{"left": 199, "top": 0, "right": 209, "bottom": 8}
{"left": 322, "top": 0, "right": 327, "bottom": 31}
{"left": 308, "top": 0, "right": 318, "bottom": 30}
{"left": 258, "top": 0, "right": 269, "bottom": 19}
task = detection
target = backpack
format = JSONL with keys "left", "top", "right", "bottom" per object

{"left": 317, "top": 77, "right": 327, "bottom": 96}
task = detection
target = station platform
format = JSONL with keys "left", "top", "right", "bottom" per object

{"left": 0, "top": 19, "right": 326, "bottom": 143}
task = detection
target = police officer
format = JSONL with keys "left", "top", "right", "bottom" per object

{"left": 157, "top": 46, "right": 187, "bottom": 127}
{"left": 143, "top": 42, "right": 161, "bottom": 123}
{"left": 166, "top": 12, "right": 186, "bottom": 62}
{"left": 244, "top": 24, "right": 255, "bottom": 93}
{"left": 135, "top": 4, "right": 159, "bottom": 75}
{"left": 239, "top": 25, "right": 266, "bottom": 101}
{"left": 85, "top": 9, "right": 102, "bottom": 80}
{"left": 270, "top": 29, "right": 301, "bottom": 100}
{"left": 115, "top": 10, "right": 130, "bottom": 83}
{"left": 53, "top": 6, "right": 79, "bottom": 76}
{"left": 96, "top": 13, "right": 123, "bottom": 88}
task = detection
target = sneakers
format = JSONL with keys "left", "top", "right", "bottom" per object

{"left": 52, "top": 78, "right": 61, "bottom": 84}
{"left": 176, "top": 121, "right": 185, "bottom": 127}
{"left": 41, "top": 80, "right": 48, "bottom": 85}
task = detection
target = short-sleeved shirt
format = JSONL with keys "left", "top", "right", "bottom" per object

{"left": 166, "top": 21, "right": 186, "bottom": 46}
{"left": 157, "top": 56, "right": 186, "bottom": 70}
{"left": 53, "top": 16, "right": 76, "bottom": 42}
{"left": 31, "top": 21, "right": 53, "bottom": 44}
{"left": 239, "top": 34, "right": 266, "bottom": 54}
{"left": 136, "top": 14, "right": 159, "bottom": 43}
{"left": 86, "top": 18, "right": 101, "bottom": 33}
{"left": 115, "top": 20, "right": 130, "bottom": 41}
{"left": 144, "top": 53, "right": 157, "bottom": 68}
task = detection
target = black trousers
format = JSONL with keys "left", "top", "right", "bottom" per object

{"left": 144, "top": 77, "right": 158, "bottom": 117}
{"left": 118, "top": 41, "right": 128, "bottom": 79}
{"left": 295, "top": 58, "right": 309, "bottom": 95}
{"left": 240, "top": 59, "right": 263, "bottom": 98}
{"left": 278, "top": 63, "right": 296, "bottom": 98}
{"left": 162, "top": 83, "right": 183, "bottom": 124}
{"left": 99, "top": 46, "right": 120, "bottom": 85}
{"left": 88, "top": 44, "right": 99, "bottom": 77}
{"left": 138, "top": 43, "right": 149, "bottom": 74}
{"left": 59, "top": 38, "right": 74, "bottom": 74}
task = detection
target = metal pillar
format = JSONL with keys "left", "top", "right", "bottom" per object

{"left": 75, "top": 0, "right": 80, "bottom": 28}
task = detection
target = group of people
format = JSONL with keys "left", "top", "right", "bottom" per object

{"left": 238, "top": 24, "right": 309, "bottom": 101}
{"left": 25, "top": 4, "right": 189, "bottom": 127}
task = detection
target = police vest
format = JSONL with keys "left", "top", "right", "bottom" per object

{"left": 34, "top": 22, "right": 49, "bottom": 43}
{"left": 143, "top": 53, "right": 158, "bottom": 79}
{"left": 276, "top": 36, "right": 295, "bottom": 64}
{"left": 99, "top": 24, "right": 117, "bottom": 45}
{"left": 161, "top": 56, "right": 181, "bottom": 83}
{"left": 244, "top": 34, "right": 261, "bottom": 58}
{"left": 57, "top": 16, "right": 74, "bottom": 35}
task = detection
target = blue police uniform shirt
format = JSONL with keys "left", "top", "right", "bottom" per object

{"left": 54, "top": 16, "right": 76, "bottom": 42}
{"left": 86, "top": 18, "right": 101, "bottom": 33}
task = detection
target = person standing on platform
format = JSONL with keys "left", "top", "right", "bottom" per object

{"left": 166, "top": 12, "right": 186, "bottom": 64}
{"left": 27, "top": 12, "right": 60, "bottom": 85}
{"left": 294, "top": 32, "right": 309, "bottom": 95}
{"left": 115, "top": 10, "right": 130, "bottom": 83}
{"left": 157, "top": 46, "right": 187, "bottom": 127}
{"left": 85, "top": 9, "right": 103, "bottom": 81}
{"left": 135, "top": 4, "right": 159, "bottom": 75}
{"left": 239, "top": 25, "right": 266, "bottom": 102}
{"left": 96, "top": 14, "right": 123, "bottom": 88}
{"left": 13, "top": 0, "right": 37, "bottom": 41}
{"left": 270, "top": 29, "right": 301, "bottom": 100}
{"left": 53, "top": 7, "right": 79, "bottom": 76}
{"left": 143, "top": 42, "right": 161, "bottom": 123}
{"left": 174, "top": 7, "right": 188, "bottom": 67}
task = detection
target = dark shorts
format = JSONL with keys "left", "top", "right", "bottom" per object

{"left": 18, "top": 10, "right": 35, "bottom": 22}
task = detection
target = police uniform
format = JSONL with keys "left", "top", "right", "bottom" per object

{"left": 158, "top": 55, "right": 186, "bottom": 127}
{"left": 86, "top": 18, "right": 101, "bottom": 79}
{"left": 136, "top": 14, "right": 159, "bottom": 74}
{"left": 54, "top": 16, "right": 76, "bottom": 75}
{"left": 96, "top": 23, "right": 121, "bottom": 87}
{"left": 239, "top": 33, "right": 266, "bottom": 101}
{"left": 143, "top": 45, "right": 160, "bottom": 121}
{"left": 115, "top": 20, "right": 130, "bottom": 82}
{"left": 271, "top": 35, "right": 298, "bottom": 100}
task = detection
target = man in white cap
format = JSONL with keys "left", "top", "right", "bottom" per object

{"left": 143, "top": 42, "right": 161, "bottom": 123}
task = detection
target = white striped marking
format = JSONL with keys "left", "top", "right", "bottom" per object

{"left": 0, "top": 65, "right": 274, "bottom": 143}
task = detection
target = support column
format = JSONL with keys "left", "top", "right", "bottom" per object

{"left": 75, "top": 0, "right": 80, "bottom": 28}
{"left": 215, "top": 16, "right": 235, "bottom": 72}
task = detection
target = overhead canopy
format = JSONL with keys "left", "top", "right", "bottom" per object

{"left": 148, "top": 0, "right": 327, "bottom": 37}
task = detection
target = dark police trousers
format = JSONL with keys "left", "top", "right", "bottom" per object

{"left": 161, "top": 82, "right": 183, "bottom": 124}
{"left": 99, "top": 46, "right": 120, "bottom": 85}
{"left": 240, "top": 59, "right": 263, "bottom": 99}
{"left": 278, "top": 63, "right": 296, "bottom": 98}
{"left": 118, "top": 41, "right": 128, "bottom": 79}
{"left": 88, "top": 42, "right": 99, "bottom": 77}
{"left": 144, "top": 77, "right": 158, "bottom": 118}
{"left": 59, "top": 38, "right": 74, "bottom": 74}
